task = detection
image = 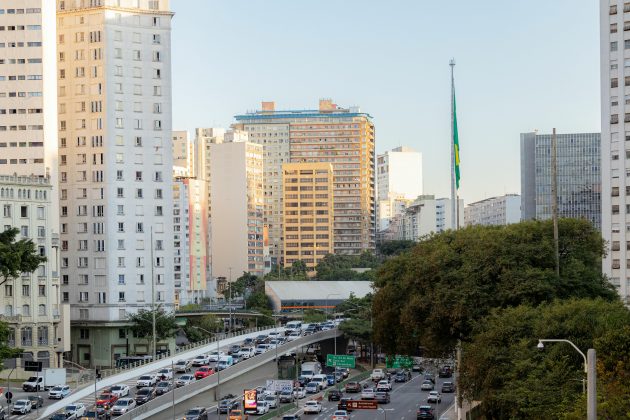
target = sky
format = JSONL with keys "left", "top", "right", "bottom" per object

{"left": 170, "top": 0, "right": 600, "bottom": 205}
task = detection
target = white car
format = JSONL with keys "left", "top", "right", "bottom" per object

{"left": 48, "top": 385, "right": 71, "bottom": 399}
{"left": 110, "top": 398, "right": 137, "bottom": 416}
{"left": 286, "top": 331, "right": 301, "bottom": 341}
{"left": 175, "top": 374, "right": 195, "bottom": 387}
{"left": 64, "top": 403, "right": 86, "bottom": 419}
{"left": 136, "top": 374, "right": 158, "bottom": 388}
{"left": 303, "top": 400, "right": 322, "bottom": 414}
{"left": 237, "top": 347, "right": 255, "bottom": 359}
{"left": 110, "top": 384, "right": 130, "bottom": 397}
{"left": 421, "top": 380, "right": 434, "bottom": 391}
{"left": 332, "top": 410, "right": 349, "bottom": 420}
{"left": 294, "top": 387, "right": 306, "bottom": 399}
{"left": 157, "top": 367, "right": 174, "bottom": 380}
{"left": 427, "top": 390, "right": 442, "bottom": 403}
{"left": 174, "top": 360, "right": 192, "bottom": 373}
{"left": 376, "top": 380, "right": 392, "bottom": 392}
{"left": 208, "top": 351, "right": 225, "bottom": 362}
{"left": 264, "top": 394, "right": 279, "bottom": 409}
{"left": 192, "top": 354, "right": 210, "bottom": 366}
{"left": 254, "top": 344, "right": 270, "bottom": 355}
{"left": 256, "top": 401, "right": 270, "bottom": 415}
{"left": 361, "top": 388, "right": 376, "bottom": 399}
{"left": 371, "top": 368, "right": 385, "bottom": 381}
{"left": 11, "top": 400, "right": 32, "bottom": 415}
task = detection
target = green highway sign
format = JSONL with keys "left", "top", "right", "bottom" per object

{"left": 386, "top": 355, "right": 414, "bottom": 369}
{"left": 326, "top": 354, "right": 356, "bottom": 368}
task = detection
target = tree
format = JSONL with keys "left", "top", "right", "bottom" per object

{"left": 127, "top": 308, "right": 178, "bottom": 354}
{"left": 303, "top": 309, "right": 326, "bottom": 323}
{"left": 0, "top": 227, "right": 46, "bottom": 286}
{"left": 377, "top": 240, "right": 416, "bottom": 257}
{"left": 459, "top": 299, "right": 630, "bottom": 419}
{"left": 372, "top": 219, "right": 617, "bottom": 357}
{"left": 337, "top": 294, "right": 373, "bottom": 355}
{"left": 232, "top": 272, "right": 259, "bottom": 297}
{"left": 314, "top": 252, "right": 379, "bottom": 281}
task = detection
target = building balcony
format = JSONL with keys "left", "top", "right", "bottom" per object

{"left": 0, "top": 315, "right": 22, "bottom": 324}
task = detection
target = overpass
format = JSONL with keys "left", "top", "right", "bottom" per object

{"left": 41, "top": 328, "right": 342, "bottom": 418}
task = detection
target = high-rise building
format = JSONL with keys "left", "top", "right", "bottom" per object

{"left": 464, "top": 194, "right": 521, "bottom": 227}
{"left": 173, "top": 177, "right": 209, "bottom": 307}
{"left": 172, "top": 130, "right": 193, "bottom": 176}
{"left": 601, "top": 1, "right": 630, "bottom": 300}
{"left": 193, "top": 127, "right": 225, "bottom": 213}
{"left": 209, "top": 139, "right": 264, "bottom": 280}
{"left": 435, "top": 197, "right": 464, "bottom": 232}
{"left": 282, "top": 162, "right": 334, "bottom": 271}
{"left": 57, "top": 0, "right": 175, "bottom": 367}
{"left": 520, "top": 132, "right": 601, "bottom": 229}
{"left": 0, "top": 175, "right": 70, "bottom": 370}
{"left": 234, "top": 99, "right": 376, "bottom": 261}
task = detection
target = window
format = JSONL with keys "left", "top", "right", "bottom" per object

{"left": 118, "top": 292, "right": 125, "bottom": 302}
{"left": 20, "top": 205, "right": 28, "bottom": 217}
{"left": 611, "top": 4, "right": 618, "bottom": 14}
{"left": 79, "top": 292, "right": 89, "bottom": 302}
{"left": 118, "top": 274, "right": 125, "bottom": 285}
{"left": 611, "top": 41, "right": 619, "bottom": 52}
{"left": 612, "top": 23, "right": 619, "bottom": 33}
{"left": 5, "top": 285, "right": 12, "bottom": 297}
{"left": 22, "top": 284, "right": 29, "bottom": 296}
{"left": 133, "top": 50, "right": 141, "bottom": 60}
{"left": 79, "top": 309, "right": 89, "bottom": 320}
{"left": 79, "top": 329, "right": 89, "bottom": 339}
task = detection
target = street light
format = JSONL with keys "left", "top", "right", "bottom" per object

{"left": 342, "top": 302, "right": 374, "bottom": 367}
{"left": 193, "top": 326, "right": 222, "bottom": 403}
{"left": 537, "top": 339, "right": 596, "bottom": 420}
{"left": 325, "top": 293, "right": 341, "bottom": 355}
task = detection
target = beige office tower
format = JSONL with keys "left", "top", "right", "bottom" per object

{"left": 209, "top": 140, "right": 264, "bottom": 280}
{"left": 172, "top": 130, "right": 193, "bottom": 176}
{"left": 282, "top": 162, "right": 334, "bottom": 271}
{"left": 234, "top": 99, "right": 375, "bottom": 262}
{"left": 57, "top": 0, "right": 175, "bottom": 367}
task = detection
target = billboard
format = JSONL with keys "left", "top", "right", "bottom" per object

{"left": 243, "top": 389, "right": 257, "bottom": 413}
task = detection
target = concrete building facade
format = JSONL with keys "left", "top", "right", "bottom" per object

{"left": 57, "top": 0, "right": 175, "bottom": 367}
{"left": 172, "top": 130, "right": 192, "bottom": 176}
{"left": 464, "top": 194, "right": 521, "bottom": 227}
{"left": 520, "top": 132, "right": 601, "bottom": 229}
{"left": 282, "top": 162, "right": 334, "bottom": 271}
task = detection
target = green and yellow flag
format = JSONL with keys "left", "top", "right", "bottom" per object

{"left": 453, "top": 89, "right": 461, "bottom": 189}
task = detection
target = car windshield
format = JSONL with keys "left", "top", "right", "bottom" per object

{"left": 52, "top": 386, "right": 63, "bottom": 391}
{"left": 65, "top": 405, "right": 77, "bottom": 411}
{"left": 181, "top": 375, "right": 193, "bottom": 380}
{"left": 139, "top": 376, "right": 152, "bottom": 380}
{"left": 187, "top": 409, "right": 201, "bottom": 415}
{"left": 99, "top": 393, "right": 111, "bottom": 398}
{"left": 265, "top": 396, "right": 275, "bottom": 400}
{"left": 116, "top": 400, "right": 129, "bottom": 406}
{"left": 111, "top": 385, "right": 122, "bottom": 390}
{"left": 158, "top": 382, "right": 169, "bottom": 387}
{"left": 138, "top": 389, "right": 151, "bottom": 395}
{"left": 15, "top": 401, "right": 26, "bottom": 406}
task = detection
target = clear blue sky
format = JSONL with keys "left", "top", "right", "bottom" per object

{"left": 171, "top": 0, "right": 600, "bottom": 204}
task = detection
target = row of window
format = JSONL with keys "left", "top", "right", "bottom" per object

{"left": 60, "top": 153, "right": 164, "bottom": 166}
{"left": 0, "top": 158, "right": 43, "bottom": 165}
{"left": 3, "top": 284, "right": 46, "bottom": 297}
{"left": 0, "top": 126, "right": 42, "bottom": 132}
{"left": 0, "top": 42, "right": 42, "bottom": 48}
{"left": 0, "top": 8, "right": 41, "bottom": 14}
{"left": 0, "top": 25, "right": 41, "bottom": 31}
{"left": 67, "top": 290, "right": 165, "bottom": 305}
{"left": 2, "top": 204, "right": 46, "bottom": 218}
{"left": 58, "top": 84, "right": 163, "bottom": 96}
{"left": 60, "top": 170, "right": 163, "bottom": 183}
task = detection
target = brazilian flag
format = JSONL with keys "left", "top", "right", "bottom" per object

{"left": 453, "top": 89, "right": 461, "bottom": 189}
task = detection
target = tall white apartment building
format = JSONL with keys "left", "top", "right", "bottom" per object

{"left": 57, "top": 0, "right": 175, "bottom": 367}
{"left": 436, "top": 197, "right": 464, "bottom": 232}
{"left": 601, "top": 0, "right": 630, "bottom": 301}
{"left": 464, "top": 194, "right": 521, "bottom": 227}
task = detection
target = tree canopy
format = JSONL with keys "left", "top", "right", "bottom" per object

{"left": 0, "top": 227, "right": 46, "bottom": 286}
{"left": 372, "top": 219, "right": 617, "bottom": 356}
{"left": 127, "top": 308, "right": 178, "bottom": 353}
{"left": 314, "top": 251, "right": 379, "bottom": 281}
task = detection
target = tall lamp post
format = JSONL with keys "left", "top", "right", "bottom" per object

{"left": 194, "top": 326, "right": 222, "bottom": 403}
{"left": 325, "top": 293, "right": 341, "bottom": 355}
{"left": 538, "top": 339, "right": 596, "bottom": 420}
{"left": 343, "top": 303, "right": 374, "bottom": 367}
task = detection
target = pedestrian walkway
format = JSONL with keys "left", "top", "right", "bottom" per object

{"left": 440, "top": 403, "right": 457, "bottom": 420}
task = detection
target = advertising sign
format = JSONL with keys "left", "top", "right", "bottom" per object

{"left": 243, "top": 389, "right": 257, "bottom": 413}
{"left": 347, "top": 400, "right": 378, "bottom": 409}
{"left": 265, "top": 379, "right": 293, "bottom": 393}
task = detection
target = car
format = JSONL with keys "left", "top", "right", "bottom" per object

{"left": 232, "top": 354, "right": 242, "bottom": 364}
{"left": 12, "top": 400, "right": 32, "bottom": 415}
{"left": 194, "top": 365, "right": 214, "bottom": 380}
{"left": 264, "top": 394, "right": 279, "bottom": 408}
{"left": 360, "top": 388, "right": 375, "bottom": 400}
{"left": 394, "top": 370, "right": 412, "bottom": 382}
{"left": 96, "top": 392, "right": 119, "bottom": 408}
{"left": 136, "top": 374, "right": 158, "bottom": 388}
{"left": 336, "top": 368, "right": 349, "bottom": 379}
{"left": 218, "top": 398, "right": 239, "bottom": 414}
{"left": 157, "top": 368, "right": 174, "bottom": 380}
{"left": 327, "top": 389, "right": 343, "bottom": 401}
{"left": 417, "top": 405, "right": 435, "bottom": 419}
{"left": 238, "top": 347, "right": 255, "bottom": 359}
{"left": 174, "top": 359, "right": 192, "bottom": 373}
{"left": 227, "top": 409, "right": 248, "bottom": 420}
{"left": 192, "top": 354, "right": 210, "bottom": 367}
{"left": 254, "top": 344, "right": 270, "bottom": 355}
{"left": 334, "top": 372, "right": 344, "bottom": 383}
{"left": 28, "top": 395, "right": 44, "bottom": 409}
{"left": 305, "top": 382, "right": 319, "bottom": 394}
{"left": 293, "top": 387, "right": 306, "bottom": 399}
{"left": 441, "top": 381, "right": 455, "bottom": 393}
{"left": 421, "top": 380, "right": 434, "bottom": 391}
{"left": 242, "top": 337, "right": 255, "bottom": 347}
{"left": 423, "top": 373, "right": 435, "bottom": 384}
{"left": 254, "top": 334, "right": 268, "bottom": 344}
{"left": 332, "top": 410, "right": 349, "bottom": 420}
{"left": 438, "top": 366, "right": 452, "bottom": 378}
{"left": 376, "top": 380, "right": 392, "bottom": 392}
{"left": 48, "top": 385, "right": 71, "bottom": 399}
{"left": 375, "top": 391, "right": 390, "bottom": 404}
{"left": 256, "top": 401, "right": 270, "bottom": 415}
{"left": 110, "top": 398, "right": 136, "bottom": 416}
{"left": 412, "top": 363, "right": 423, "bottom": 373}
{"left": 155, "top": 381, "right": 172, "bottom": 396}
{"left": 49, "top": 413, "right": 67, "bottom": 420}
{"left": 279, "top": 390, "right": 295, "bottom": 403}
{"left": 64, "top": 403, "right": 87, "bottom": 419}
{"left": 337, "top": 398, "right": 355, "bottom": 412}
{"left": 134, "top": 387, "right": 156, "bottom": 405}
{"left": 427, "top": 391, "right": 442, "bottom": 403}
{"left": 109, "top": 384, "right": 130, "bottom": 398}
{"left": 0, "top": 406, "right": 6, "bottom": 420}
{"left": 83, "top": 407, "right": 112, "bottom": 419}
{"left": 228, "top": 344, "right": 242, "bottom": 355}
{"left": 183, "top": 406, "right": 208, "bottom": 420}
{"left": 344, "top": 381, "right": 361, "bottom": 393}
{"left": 371, "top": 368, "right": 385, "bottom": 381}
{"left": 208, "top": 351, "right": 225, "bottom": 362}
{"left": 175, "top": 374, "right": 195, "bottom": 387}
{"left": 326, "top": 374, "right": 336, "bottom": 386}
{"left": 303, "top": 400, "right": 322, "bottom": 414}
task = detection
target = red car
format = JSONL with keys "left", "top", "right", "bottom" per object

{"left": 194, "top": 366, "right": 214, "bottom": 380}
{"left": 96, "top": 392, "right": 119, "bottom": 409}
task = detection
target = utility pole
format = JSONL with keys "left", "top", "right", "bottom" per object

{"left": 151, "top": 226, "right": 157, "bottom": 361}
{"left": 551, "top": 128, "right": 560, "bottom": 278}
{"left": 228, "top": 267, "right": 233, "bottom": 333}
{"left": 587, "top": 349, "right": 597, "bottom": 420}
{"left": 450, "top": 58, "right": 457, "bottom": 230}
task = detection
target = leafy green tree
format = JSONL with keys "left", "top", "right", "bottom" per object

{"left": 377, "top": 240, "right": 416, "bottom": 257}
{"left": 0, "top": 227, "right": 46, "bottom": 286}
{"left": 232, "top": 272, "right": 260, "bottom": 297}
{"left": 459, "top": 299, "right": 630, "bottom": 419}
{"left": 314, "top": 252, "right": 379, "bottom": 281}
{"left": 178, "top": 303, "right": 202, "bottom": 311}
{"left": 372, "top": 219, "right": 617, "bottom": 357}
{"left": 127, "top": 308, "right": 178, "bottom": 354}
{"left": 303, "top": 309, "right": 326, "bottom": 323}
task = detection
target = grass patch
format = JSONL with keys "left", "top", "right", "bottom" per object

{"left": 259, "top": 402, "right": 297, "bottom": 420}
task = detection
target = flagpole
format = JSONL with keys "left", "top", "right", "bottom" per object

{"left": 450, "top": 58, "right": 457, "bottom": 230}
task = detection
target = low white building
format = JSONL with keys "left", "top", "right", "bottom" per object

{"left": 464, "top": 194, "right": 521, "bottom": 227}
{"left": 265, "top": 281, "right": 373, "bottom": 312}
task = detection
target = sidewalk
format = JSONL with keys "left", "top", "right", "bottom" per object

{"left": 440, "top": 403, "right": 457, "bottom": 420}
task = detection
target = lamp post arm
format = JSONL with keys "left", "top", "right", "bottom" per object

{"left": 539, "top": 339, "right": 587, "bottom": 372}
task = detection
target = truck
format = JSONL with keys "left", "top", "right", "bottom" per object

{"left": 300, "top": 361, "right": 322, "bottom": 379}
{"left": 217, "top": 355, "right": 234, "bottom": 371}
{"left": 22, "top": 368, "right": 66, "bottom": 391}
{"left": 284, "top": 321, "right": 302, "bottom": 336}
{"left": 370, "top": 368, "right": 385, "bottom": 382}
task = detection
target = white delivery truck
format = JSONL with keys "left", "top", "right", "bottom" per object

{"left": 22, "top": 368, "right": 66, "bottom": 391}
{"left": 300, "top": 361, "right": 322, "bottom": 379}
{"left": 284, "top": 321, "right": 302, "bottom": 336}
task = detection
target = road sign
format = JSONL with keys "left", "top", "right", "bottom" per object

{"left": 385, "top": 355, "right": 414, "bottom": 369}
{"left": 347, "top": 400, "right": 378, "bottom": 410}
{"left": 24, "top": 361, "right": 43, "bottom": 372}
{"left": 5, "top": 391, "right": 12, "bottom": 400}
{"left": 326, "top": 354, "right": 355, "bottom": 368}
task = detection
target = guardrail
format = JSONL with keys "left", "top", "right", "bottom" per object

{"left": 115, "top": 329, "right": 342, "bottom": 420}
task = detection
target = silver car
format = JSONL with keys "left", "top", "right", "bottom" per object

{"left": 175, "top": 374, "right": 195, "bottom": 388}
{"left": 111, "top": 398, "right": 137, "bottom": 416}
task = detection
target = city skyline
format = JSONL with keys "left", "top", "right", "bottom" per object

{"left": 169, "top": 0, "right": 600, "bottom": 205}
